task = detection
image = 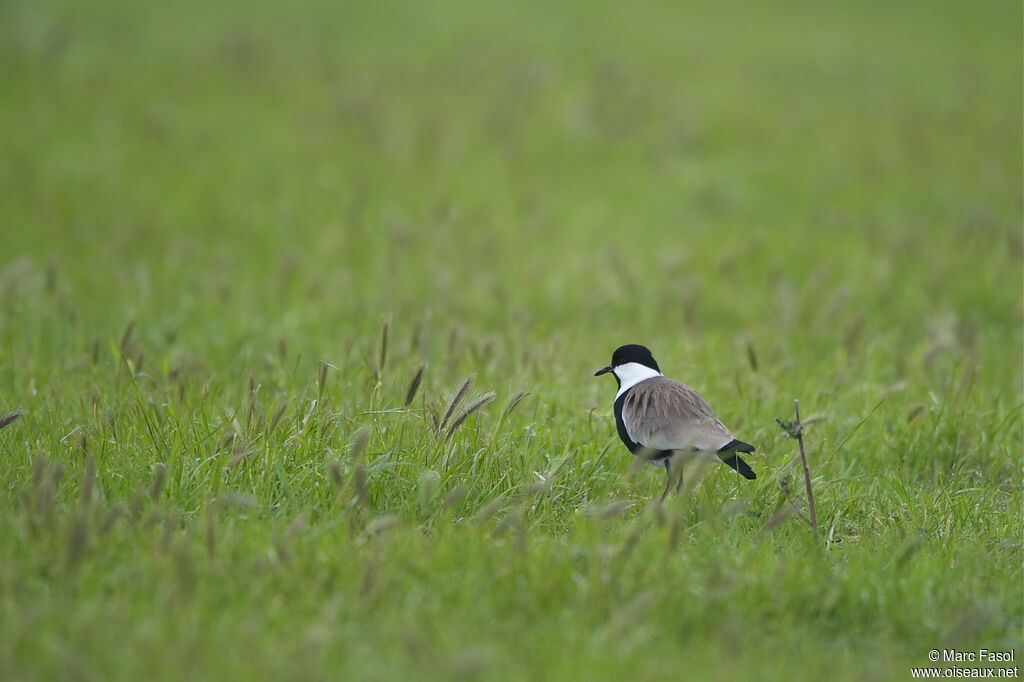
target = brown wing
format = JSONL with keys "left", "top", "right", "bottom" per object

{"left": 621, "top": 376, "right": 734, "bottom": 452}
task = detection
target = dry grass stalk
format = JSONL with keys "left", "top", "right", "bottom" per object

{"left": 778, "top": 473, "right": 813, "bottom": 529}
{"left": 775, "top": 399, "right": 818, "bottom": 537}
{"left": 445, "top": 391, "right": 496, "bottom": 441}
{"left": 438, "top": 374, "right": 474, "bottom": 433}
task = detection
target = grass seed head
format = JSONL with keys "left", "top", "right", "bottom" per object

{"left": 226, "top": 449, "right": 256, "bottom": 469}
{"left": 0, "top": 411, "right": 22, "bottom": 430}
{"left": 150, "top": 463, "right": 167, "bottom": 502}
{"left": 438, "top": 374, "right": 474, "bottom": 432}
{"left": 159, "top": 512, "right": 177, "bottom": 554}
{"left": 417, "top": 469, "right": 441, "bottom": 511}
{"left": 35, "top": 463, "right": 64, "bottom": 523}
{"left": 99, "top": 504, "right": 122, "bottom": 537}
{"left": 328, "top": 461, "right": 344, "bottom": 490}
{"left": 404, "top": 363, "right": 426, "bottom": 406}
{"left": 378, "top": 320, "right": 389, "bottom": 374}
{"left": 30, "top": 455, "right": 45, "bottom": 489}
{"left": 349, "top": 425, "right": 372, "bottom": 459}
{"left": 500, "top": 391, "right": 529, "bottom": 421}
{"left": 441, "top": 483, "right": 467, "bottom": 509}
{"left": 129, "top": 489, "right": 145, "bottom": 521}
{"left": 519, "top": 481, "right": 551, "bottom": 497}
{"left": 80, "top": 456, "right": 96, "bottom": 508}
{"left": 317, "top": 360, "right": 329, "bottom": 398}
{"left": 67, "top": 514, "right": 89, "bottom": 569}
{"left": 761, "top": 505, "right": 797, "bottom": 534}
{"left": 119, "top": 318, "right": 135, "bottom": 355}
{"left": 474, "top": 497, "right": 504, "bottom": 524}
{"left": 351, "top": 465, "right": 367, "bottom": 505}
{"left": 584, "top": 500, "right": 629, "bottom": 519}
{"left": 364, "top": 514, "right": 401, "bottom": 537}
{"left": 745, "top": 341, "right": 758, "bottom": 372}
{"left": 219, "top": 432, "right": 236, "bottom": 451}
{"left": 444, "top": 391, "right": 496, "bottom": 441}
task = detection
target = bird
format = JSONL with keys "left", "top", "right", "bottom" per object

{"left": 595, "top": 344, "right": 756, "bottom": 501}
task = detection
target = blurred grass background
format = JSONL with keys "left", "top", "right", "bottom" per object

{"left": 0, "top": 0, "right": 1021, "bottom": 680}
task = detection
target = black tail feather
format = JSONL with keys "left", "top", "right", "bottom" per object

{"left": 719, "top": 453, "right": 757, "bottom": 480}
{"left": 718, "top": 438, "right": 755, "bottom": 453}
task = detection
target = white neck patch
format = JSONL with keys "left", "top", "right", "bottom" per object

{"left": 614, "top": 362, "right": 662, "bottom": 399}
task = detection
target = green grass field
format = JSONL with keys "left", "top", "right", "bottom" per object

{"left": 1, "top": 0, "right": 1022, "bottom": 679}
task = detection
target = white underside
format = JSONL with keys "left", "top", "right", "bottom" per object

{"left": 643, "top": 434, "right": 733, "bottom": 452}
{"left": 613, "top": 362, "right": 662, "bottom": 399}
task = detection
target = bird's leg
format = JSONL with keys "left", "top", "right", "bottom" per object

{"left": 660, "top": 458, "right": 672, "bottom": 503}
{"left": 675, "top": 459, "right": 685, "bottom": 494}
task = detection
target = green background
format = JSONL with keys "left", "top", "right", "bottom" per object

{"left": 1, "top": 1, "right": 1021, "bottom": 680}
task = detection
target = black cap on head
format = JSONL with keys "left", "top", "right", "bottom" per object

{"left": 610, "top": 344, "right": 660, "bottom": 372}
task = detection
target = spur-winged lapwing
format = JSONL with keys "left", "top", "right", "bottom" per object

{"left": 595, "top": 344, "right": 756, "bottom": 501}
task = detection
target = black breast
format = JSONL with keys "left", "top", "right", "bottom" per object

{"left": 613, "top": 389, "right": 672, "bottom": 461}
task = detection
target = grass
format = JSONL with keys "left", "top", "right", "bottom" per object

{"left": 1, "top": 0, "right": 1021, "bottom": 679}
